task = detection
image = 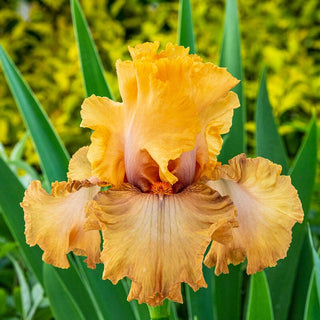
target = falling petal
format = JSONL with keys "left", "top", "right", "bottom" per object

{"left": 205, "top": 153, "right": 303, "bottom": 275}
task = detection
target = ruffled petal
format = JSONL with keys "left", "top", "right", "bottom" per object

{"left": 21, "top": 180, "right": 101, "bottom": 269}
{"left": 205, "top": 154, "right": 304, "bottom": 275}
{"left": 67, "top": 146, "right": 92, "bottom": 181}
{"left": 82, "top": 43, "right": 240, "bottom": 188}
{"left": 86, "top": 183, "right": 237, "bottom": 306}
{"left": 81, "top": 95, "right": 126, "bottom": 186}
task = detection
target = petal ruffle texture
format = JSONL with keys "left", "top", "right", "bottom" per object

{"left": 21, "top": 180, "right": 101, "bottom": 269}
{"left": 205, "top": 154, "right": 304, "bottom": 275}
{"left": 82, "top": 42, "right": 240, "bottom": 189}
{"left": 67, "top": 146, "right": 92, "bottom": 181}
{"left": 86, "top": 183, "right": 237, "bottom": 306}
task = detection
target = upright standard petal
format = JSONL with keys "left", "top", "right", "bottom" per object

{"left": 81, "top": 95, "right": 126, "bottom": 186}
{"left": 83, "top": 42, "right": 240, "bottom": 190}
{"left": 86, "top": 183, "right": 237, "bottom": 306}
{"left": 205, "top": 154, "right": 304, "bottom": 275}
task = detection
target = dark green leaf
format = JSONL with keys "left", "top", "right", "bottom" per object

{"left": 255, "top": 68, "right": 289, "bottom": 173}
{"left": 178, "top": 0, "right": 196, "bottom": 54}
{"left": 43, "top": 265, "right": 86, "bottom": 320}
{"left": 71, "top": 0, "right": 113, "bottom": 98}
{"left": 76, "top": 263, "right": 142, "bottom": 320}
{"left": 289, "top": 235, "right": 313, "bottom": 320}
{"left": 245, "top": 271, "right": 274, "bottom": 320}
{"left": 218, "top": 0, "right": 245, "bottom": 162}
{"left": 0, "top": 45, "right": 69, "bottom": 183}
{"left": 213, "top": 265, "right": 243, "bottom": 320}
{"left": 0, "top": 156, "right": 43, "bottom": 283}
{"left": 185, "top": 266, "right": 214, "bottom": 320}
{"left": 266, "top": 115, "right": 318, "bottom": 320}
{"left": 304, "top": 271, "right": 320, "bottom": 320}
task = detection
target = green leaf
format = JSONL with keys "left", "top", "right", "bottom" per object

{"left": 8, "top": 159, "right": 39, "bottom": 181}
{"left": 0, "top": 156, "right": 43, "bottom": 283}
{"left": 178, "top": 0, "right": 196, "bottom": 54}
{"left": 43, "top": 265, "right": 86, "bottom": 320}
{"left": 255, "top": 68, "right": 289, "bottom": 173}
{"left": 8, "top": 254, "right": 32, "bottom": 319}
{"left": 308, "top": 227, "right": 320, "bottom": 307}
{"left": 185, "top": 266, "right": 214, "bottom": 320}
{"left": 266, "top": 115, "right": 318, "bottom": 320}
{"left": 218, "top": 0, "right": 245, "bottom": 162}
{"left": 289, "top": 235, "right": 313, "bottom": 320}
{"left": 212, "top": 265, "right": 242, "bottom": 320}
{"left": 289, "top": 114, "right": 318, "bottom": 214}
{"left": 0, "top": 45, "right": 69, "bottom": 183}
{"left": 245, "top": 271, "right": 274, "bottom": 320}
{"left": 304, "top": 270, "right": 320, "bottom": 320}
{"left": 76, "top": 263, "right": 142, "bottom": 320}
{"left": 28, "top": 283, "right": 44, "bottom": 320}
{"left": 10, "top": 133, "right": 29, "bottom": 161}
{"left": 71, "top": 0, "right": 113, "bottom": 98}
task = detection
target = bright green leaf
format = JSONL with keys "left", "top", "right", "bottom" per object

{"left": 178, "top": 0, "right": 196, "bottom": 53}
{"left": 304, "top": 270, "right": 320, "bottom": 320}
{"left": 308, "top": 227, "right": 320, "bottom": 308}
{"left": 255, "top": 68, "right": 289, "bottom": 173}
{"left": 245, "top": 271, "right": 274, "bottom": 320}
{"left": 71, "top": 0, "right": 113, "bottom": 98}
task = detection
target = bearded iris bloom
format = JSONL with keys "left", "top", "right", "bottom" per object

{"left": 21, "top": 42, "right": 303, "bottom": 306}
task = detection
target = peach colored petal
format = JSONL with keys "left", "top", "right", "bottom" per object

{"left": 67, "top": 146, "right": 92, "bottom": 181}
{"left": 82, "top": 43, "right": 240, "bottom": 189}
{"left": 195, "top": 91, "right": 240, "bottom": 180}
{"left": 21, "top": 180, "right": 101, "bottom": 269}
{"left": 86, "top": 183, "right": 237, "bottom": 306}
{"left": 205, "top": 154, "right": 304, "bottom": 275}
{"left": 81, "top": 95, "right": 125, "bottom": 186}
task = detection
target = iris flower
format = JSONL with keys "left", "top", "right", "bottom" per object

{"left": 21, "top": 42, "right": 303, "bottom": 306}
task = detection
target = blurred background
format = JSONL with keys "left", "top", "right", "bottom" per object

{"left": 0, "top": 0, "right": 319, "bottom": 318}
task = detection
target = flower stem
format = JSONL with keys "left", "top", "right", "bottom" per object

{"left": 147, "top": 300, "right": 171, "bottom": 320}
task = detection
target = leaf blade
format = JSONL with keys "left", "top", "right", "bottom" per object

{"left": 218, "top": 0, "right": 245, "bottom": 162}
{"left": 266, "top": 115, "right": 318, "bottom": 320}
{"left": 0, "top": 45, "right": 69, "bottom": 183}
{"left": 245, "top": 271, "right": 274, "bottom": 320}
{"left": 255, "top": 68, "right": 289, "bottom": 173}
{"left": 178, "top": 0, "right": 196, "bottom": 54}
{"left": 0, "top": 156, "right": 43, "bottom": 283}
{"left": 71, "top": 0, "right": 113, "bottom": 98}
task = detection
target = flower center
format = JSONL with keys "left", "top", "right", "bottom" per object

{"left": 150, "top": 182, "right": 173, "bottom": 195}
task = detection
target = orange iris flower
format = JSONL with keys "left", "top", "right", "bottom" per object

{"left": 21, "top": 42, "right": 303, "bottom": 306}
